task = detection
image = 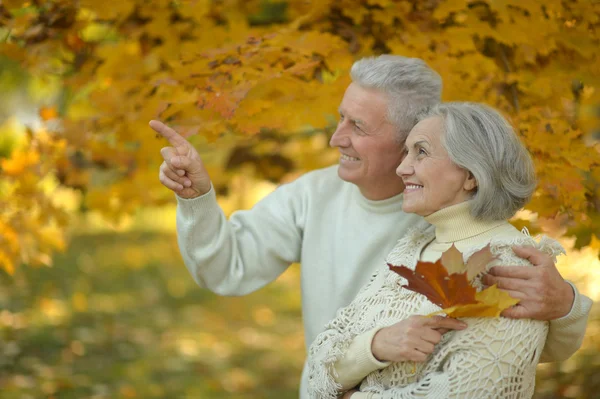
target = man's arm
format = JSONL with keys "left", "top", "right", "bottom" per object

{"left": 176, "top": 183, "right": 303, "bottom": 295}
{"left": 152, "top": 120, "right": 304, "bottom": 296}
{"left": 538, "top": 281, "right": 593, "bottom": 362}
{"left": 484, "top": 245, "right": 593, "bottom": 362}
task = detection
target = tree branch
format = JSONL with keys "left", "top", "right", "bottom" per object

{"left": 499, "top": 45, "right": 520, "bottom": 112}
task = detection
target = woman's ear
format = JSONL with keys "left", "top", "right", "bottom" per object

{"left": 464, "top": 171, "right": 477, "bottom": 192}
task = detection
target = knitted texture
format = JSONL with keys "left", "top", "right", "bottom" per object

{"left": 307, "top": 222, "right": 565, "bottom": 399}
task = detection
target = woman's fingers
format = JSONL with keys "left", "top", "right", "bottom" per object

{"left": 426, "top": 316, "right": 467, "bottom": 331}
{"left": 413, "top": 339, "right": 435, "bottom": 355}
{"left": 420, "top": 328, "right": 443, "bottom": 345}
{"left": 373, "top": 316, "right": 468, "bottom": 363}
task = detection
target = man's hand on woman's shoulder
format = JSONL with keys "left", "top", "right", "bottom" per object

{"left": 483, "top": 245, "right": 574, "bottom": 321}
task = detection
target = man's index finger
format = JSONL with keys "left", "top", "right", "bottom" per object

{"left": 149, "top": 120, "right": 188, "bottom": 147}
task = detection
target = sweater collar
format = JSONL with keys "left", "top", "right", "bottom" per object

{"left": 353, "top": 184, "right": 405, "bottom": 213}
{"left": 424, "top": 201, "right": 506, "bottom": 243}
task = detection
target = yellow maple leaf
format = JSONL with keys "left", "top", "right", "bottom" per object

{"left": 431, "top": 285, "right": 520, "bottom": 318}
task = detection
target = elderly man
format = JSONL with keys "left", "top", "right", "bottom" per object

{"left": 151, "top": 55, "right": 591, "bottom": 398}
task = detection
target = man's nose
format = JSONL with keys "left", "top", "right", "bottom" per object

{"left": 329, "top": 123, "right": 351, "bottom": 148}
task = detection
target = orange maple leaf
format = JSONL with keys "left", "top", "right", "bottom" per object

{"left": 388, "top": 258, "right": 477, "bottom": 309}
{"left": 388, "top": 245, "right": 518, "bottom": 317}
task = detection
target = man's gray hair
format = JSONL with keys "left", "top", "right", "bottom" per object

{"left": 350, "top": 55, "right": 442, "bottom": 142}
{"left": 418, "top": 102, "right": 537, "bottom": 221}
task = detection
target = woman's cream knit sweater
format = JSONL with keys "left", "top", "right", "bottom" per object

{"left": 307, "top": 201, "right": 566, "bottom": 399}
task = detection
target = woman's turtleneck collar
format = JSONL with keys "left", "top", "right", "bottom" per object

{"left": 424, "top": 201, "right": 506, "bottom": 243}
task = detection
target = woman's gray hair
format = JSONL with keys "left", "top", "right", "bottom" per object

{"left": 350, "top": 55, "right": 442, "bottom": 142}
{"left": 418, "top": 102, "right": 537, "bottom": 221}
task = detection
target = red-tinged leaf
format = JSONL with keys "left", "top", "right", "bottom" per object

{"left": 388, "top": 259, "right": 477, "bottom": 309}
{"left": 390, "top": 246, "right": 518, "bottom": 318}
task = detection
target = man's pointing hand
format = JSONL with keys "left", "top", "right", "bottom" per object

{"left": 150, "top": 120, "right": 212, "bottom": 199}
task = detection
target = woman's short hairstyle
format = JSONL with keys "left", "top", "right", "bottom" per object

{"left": 350, "top": 55, "right": 442, "bottom": 142}
{"left": 417, "top": 102, "right": 537, "bottom": 221}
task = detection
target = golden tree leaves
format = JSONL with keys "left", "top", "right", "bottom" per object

{"left": 389, "top": 245, "right": 519, "bottom": 318}
{"left": 158, "top": 27, "right": 349, "bottom": 140}
{"left": 0, "top": 0, "right": 599, "bottom": 271}
{"left": 0, "top": 128, "right": 70, "bottom": 274}
{"left": 0, "top": 149, "right": 40, "bottom": 176}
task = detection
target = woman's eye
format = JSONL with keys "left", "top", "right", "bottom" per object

{"left": 417, "top": 148, "right": 427, "bottom": 156}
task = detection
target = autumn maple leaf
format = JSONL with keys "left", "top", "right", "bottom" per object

{"left": 388, "top": 245, "right": 519, "bottom": 318}
{"left": 388, "top": 258, "right": 477, "bottom": 309}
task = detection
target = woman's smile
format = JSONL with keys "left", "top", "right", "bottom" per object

{"left": 403, "top": 183, "right": 423, "bottom": 194}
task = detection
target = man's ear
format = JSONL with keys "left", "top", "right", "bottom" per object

{"left": 464, "top": 171, "right": 477, "bottom": 192}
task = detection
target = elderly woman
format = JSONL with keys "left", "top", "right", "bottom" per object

{"left": 307, "top": 102, "right": 565, "bottom": 398}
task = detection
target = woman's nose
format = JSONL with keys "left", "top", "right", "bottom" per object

{"left": 396, "top": 156, "right": 413, "bottom": 177}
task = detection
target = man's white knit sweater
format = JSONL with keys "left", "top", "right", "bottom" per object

{"left": 175, "top": 166, "right": 592, "bottom": 398}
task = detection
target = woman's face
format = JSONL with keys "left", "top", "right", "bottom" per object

{"left": 396, "top": 116, "right": 477, "bottom": 217}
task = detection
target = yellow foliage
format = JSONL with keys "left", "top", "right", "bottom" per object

{"left": 1, "top": 149, "right": 39, "bottom": 176}
{"left": 0, "top": 0, "right": 598, "bottom": 272}
{"left": 0, "top": 252, "right": 15, "bottom": 275}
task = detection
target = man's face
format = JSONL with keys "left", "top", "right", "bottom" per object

{"left": 329, "top": 83, "right": 405, "bottom": 200}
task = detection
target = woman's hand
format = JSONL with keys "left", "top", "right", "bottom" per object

{"left": 371, "top": 315, "right": 467, "bottom": 362}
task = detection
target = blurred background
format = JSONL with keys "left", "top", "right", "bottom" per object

{"left": 0, "top": 0, "right": 599, "bottom": 398}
